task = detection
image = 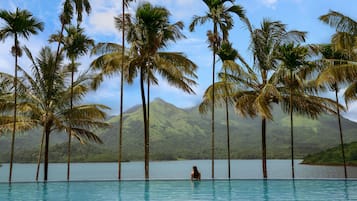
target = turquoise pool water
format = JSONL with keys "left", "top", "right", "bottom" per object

{"left": 0, "top": 180, "right": 356, "bottom": 201}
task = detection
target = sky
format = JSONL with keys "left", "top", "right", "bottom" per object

{"left": 0, "top": 0, "right": 356, "bottom": 122}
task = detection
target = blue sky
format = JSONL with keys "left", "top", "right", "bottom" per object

{"left": 0, "top": 0, "right": 356, "bottom": 121}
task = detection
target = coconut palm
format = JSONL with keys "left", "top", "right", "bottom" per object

{"left": 319, "top": 11, "right": 357, "bottom": 178}
{"left": 49, "top": 25, "right": 94, "bottom": 180}
{"left": 112, "top": 2, "right": 197, "bottom": 179}
{"left": 230, "top": 19, "right": 306, "bottom": 178}
{"left": 320, "top": 11, "right": 357, "bottom": 104}
{"left": 0, "top": 8, "right": 44, "bottom": 182}
{"left": 17, "top": 46, "right": 109, "bottom": 181}
{"left": 189, "top": 0, "right": 245, "bottom": 178}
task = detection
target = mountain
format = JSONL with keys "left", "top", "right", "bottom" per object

{"left": 1, "top": 98, "right": 357, "bottom": 162}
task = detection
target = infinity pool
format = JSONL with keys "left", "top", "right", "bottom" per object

{"left": 1, "top": 180, "right": 356, "bottom": 201}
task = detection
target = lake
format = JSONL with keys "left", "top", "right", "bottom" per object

{"left": 0, "top": 160, "right": 356, "bottom": 182}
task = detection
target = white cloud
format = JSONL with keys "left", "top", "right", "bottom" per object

{"left": 261, "top": 0, "right": 278, "bottom": 8}
{"left": 84, "top": 0, "right": 120, "bottom": 36}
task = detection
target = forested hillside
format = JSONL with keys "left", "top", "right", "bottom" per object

{"left": 1, "top": 98, "right": 357, "bottom": 162}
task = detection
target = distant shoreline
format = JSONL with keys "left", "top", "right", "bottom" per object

{"left": 300, "top": 162, "right": 357, "bottom": 167}
{"left": 1, "top": 159, "right": 356, "bottom": 167}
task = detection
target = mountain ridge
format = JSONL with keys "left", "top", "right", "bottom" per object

{"left": 1, "top": 98, "right": 357, "bottom": 162}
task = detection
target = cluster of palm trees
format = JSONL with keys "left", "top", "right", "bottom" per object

{"left": 0, "top": 0, "right": 109, "bottom": 182}
{"left": 197, "top": 2, "right": 357, "bottom": 179}
{"left": 0, "top": 0, "right": 356, "bottom": 183}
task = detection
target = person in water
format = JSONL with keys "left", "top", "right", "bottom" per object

{"left": 191, "top": 166, "right": 201, "bottom": 180}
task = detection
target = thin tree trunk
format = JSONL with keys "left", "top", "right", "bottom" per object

{"left": 290, "top": 73, "right": 295, "bottom": 179}
{"left": 147, "top": 74, "right": 150, "bottom": 178}
{"left": 55, "top": 23, "right": 65, "bottom": 66}
{"left": 262, "top": 118, "right": 267, "bottom": 179}
{"left": 118, "top": 0, "right": 126, "bottom": 181}
{"left": 211, "top": 23, "right": 217, "bottom": 179}
{"left": 290, "top": 88, "right": 295, "bottom": 179}
{"left": 335, "top": 86, "right": 347, "bottom": 178}
{"left": 67, "top": 130, "right": 72, "bottom": 181}
{"left": 9, "top": 35, "right": 18, "bottom": 183}
{"left": 67, "top": 60, "right": 75, "bottom": 181}
{"left": 36, "top": 129, "right": 45, "bottom": 181}
{"left": 140, "top": 68, "right": 149, "bottom": 179}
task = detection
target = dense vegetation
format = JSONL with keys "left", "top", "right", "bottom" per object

{"left": 302, "top": 142, "right": 357, "bottom": 166}
{"left": 1, "top": 99, "right": 356, "bottom": 163}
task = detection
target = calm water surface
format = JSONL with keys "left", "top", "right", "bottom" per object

{"left": 0, "top": 160, "right": 356, "bottom": 182}
{"left": 0, "top": 180, "right": 356, "bottom": 200}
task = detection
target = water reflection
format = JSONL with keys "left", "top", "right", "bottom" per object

{"left": 144, "top": 180, "right": 150, "bottom": 201}
{"left": 42, "top": 182, "right": 48, "bottom": 200}
{"left": 228, "top": 180, "right": 232, "bottom": 201}
{"left": 118, "top": 182, "right": 122, "bottom": 201}
{"left": 292, "top": 180, "right": 297, "bottom": 200}
{"left": 344, "top": 180, "right": 350, "bottom": 200}
{"left": 6, "top": 183, "right": 12, "bottom": 200}
{"left": 191, "top": 180, "right": 200, "bottom": 189}
{"left": 211, "top": 180, "right": 216, "bottom": 200}
{"left": 263, "top": 180, "right": 269, "bottom": 201}
{"left": 65, "top": 182, "right": 70, "bottom": 201}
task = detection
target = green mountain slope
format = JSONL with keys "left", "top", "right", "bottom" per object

{"left": 302, "top": 142, "right": 357, "bottom": 166}
{"left": 1, "top": 98, "right": 357, "bottom": 162}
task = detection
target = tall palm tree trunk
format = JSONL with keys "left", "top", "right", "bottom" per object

{"left": 140, "top": 68, "right": 149, "bottom": 179}
{"left": 9, "top": 35, "right": 19, "bottom": 183}
{"left": 290, "top": 87, "right": 295, "bottom": 179}
{"left": 55, "top": 23, "right": 65, "bottom": 65}
{"left": 211, "top": 23, "right": 218, "bottom": 179}
{"left": 147, "top": 75, "right": 150, "bottom": 176}
{"left": 44, "top": 125, "right": 51, "bottom": 181}
{"left": 225, "top": 96, "right": 231, "bottom": 179}
{"left": 335, "top": 86, "right": 347, "bottom": 178}
{"left": 290, "top": 73, "right": 295, "bottom": 179}
{"left": 67, "top": 60, "right": 75, "bottom": 181}
{"left": 262, "top": 118, "right": 267, "bottom": 179}
{"left": 36, "top": 130, "right": 45, "bottom": 181}
{"left": 118, "top": 0, "right": 126, "bottom": 181}
{"left": 67, "top": 131, "right": 71, "bottom": 180}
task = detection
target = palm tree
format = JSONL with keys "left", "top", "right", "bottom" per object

{"left": 57, "top": 0, "right": 91, "bottom": 46}
{"left": 50, "top": 25, "right": 94, "bottom": 180}
{"left": 54, "top": 0, "right": 91, "bottom": 80}
{"left": 199, "top": 42, "right": 239, "bottom": 179}
{"left": 320, "top": 11, "right": 357, "bottom": 108}
{"left": 118, "top": 0, "right": 136, "bottom": 180}
{"left": 314, "top": 44, "right": 357, "bottom": 179}
{"left": 0, "top": 8, "right": 44, "bottom": 182}
{"left": 276, "top": 43, "right": 313, "bottom": 178}
{"left": 112, "top": 2, "right": 197, "bottom": 179}
{"left": 319, "top": 11, "right": 357, "bottom": 178}
{"left": 17, "top": 46, "right": 109, "bottom": 181}
{"left": 231, "top": 19, "right": 306, "bottom": 178}
{"left": 189, "top": 0, "right": 245, "bottom": 179}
